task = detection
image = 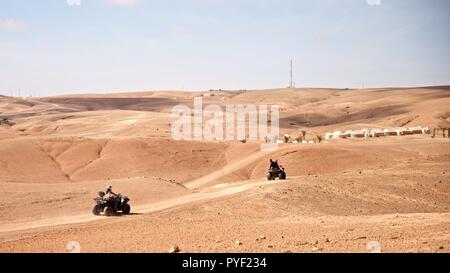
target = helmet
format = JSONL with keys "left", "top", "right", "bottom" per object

{"left": 106, "top": 185, "right": 112, "bottom": 191}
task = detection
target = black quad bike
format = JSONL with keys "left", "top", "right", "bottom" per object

{"left": 92, "top": 192, "right": 131, "bottom": 216}
{"left": 267, "top": 166, "right": 287, "bottom": 181}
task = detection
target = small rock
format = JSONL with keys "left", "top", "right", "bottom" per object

{"left": 357, "top": 236, "right": 367, "bottom": 240}
{"left": 439, "top": 246, "right": 444, "bottom": 250}
{"left": 215, "top": 240, "right": 221, "bottom": 243}
{"left": 311, "top": 247, "right": 319, "bottom": 251}
{"left": 325, "top": 238, "right": 331, "bottom": 243}
{"left": 259, "top": 235, "right": 266, "bottom": 240}
{"left": 235, "top": 240, "right": 242, "bottom": 246}
{"left": 169, "top": 245, "right": 180, "bottom": 253}
{"left": 267, "top": 245, "right": 273, "bottom": 248}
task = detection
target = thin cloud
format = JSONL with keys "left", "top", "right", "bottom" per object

{"left": 0, "top": 18, "right": 26, "bottom": 31}
{"left": 367, "top": 0, "right": 382, "bottom": 6}
{"left": 66, "top": 0, "right": 81, "bottom": 6}
{"left": 105, "top": 0, "right": 141, "bottom": 6}
{"left": 168, "top": 26, "right": 187, "bottom": 34}
{"left": 192, "top": 0, "right": 210, "bottom": 4}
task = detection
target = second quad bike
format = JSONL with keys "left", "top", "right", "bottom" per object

{"left": 92, "top": 191, "right": 131, "bottom": 216}
{"left": 267, "top": 165, "right": 287, "bottom": 181}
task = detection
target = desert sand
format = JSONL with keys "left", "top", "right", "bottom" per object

{"left": 0, "top": 87, "right": 449, "bottom": 253}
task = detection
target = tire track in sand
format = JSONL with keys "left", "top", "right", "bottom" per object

{"left": 0, "top": 144, "right": 297, "bottom": 234}
{"left": 185, "top": 144, "right": 295, "bottom": 189}
{"left": 0, "top": 179, "right": 280, "bottom": 234}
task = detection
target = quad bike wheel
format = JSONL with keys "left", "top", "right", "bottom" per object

{"left": 122, "top": 204, "right": 131, "bottom": 215}
{"left": 279, "top": 171, "right": 287, "bottom": 180}
{"left": 104, "top": 206, "right": 115, "bottom": 217}
{"left": 92, "top": 205, "right": 102, "bottom": 215}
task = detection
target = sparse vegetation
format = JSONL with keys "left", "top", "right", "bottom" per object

{"left": 316, "top": 134, "right": 323, "bottom": 143}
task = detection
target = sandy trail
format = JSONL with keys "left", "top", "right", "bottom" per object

{"left": 0, "top": 138, "right": 291, "bottom": 234}
{"left": 0, "top": 178, "right": 279, "bottom": 234}
{"left": 185, "top": 145, "right": 293, "bottom": 189}
{"left": 2, "top": 88, "right": 449, "bottom": 252}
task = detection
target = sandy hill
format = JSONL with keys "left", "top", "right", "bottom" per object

{"left": 2, "top": 87, "right": 449, "bottom": 139}
{"left": 0, "top": 87, "right": 449, "bottom": 252}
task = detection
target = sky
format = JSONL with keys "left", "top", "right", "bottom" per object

{"left": 0, "top": 0, "right": 449, "bottom": 96}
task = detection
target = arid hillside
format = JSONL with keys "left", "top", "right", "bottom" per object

{"left": 0, "top": 87, "right": 449, "bottom": 253}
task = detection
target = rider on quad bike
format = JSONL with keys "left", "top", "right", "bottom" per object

{"left": 104, "top": 185, "right": 119, "bottom": 211}
{"left": 270, "top": 159, "right": 280, "bottom": 169}
{"left": 267, "top": 159, "right": 287, "bottom": 181}
{"left": 92, "top": 185, "right": 131, "bottom": 216}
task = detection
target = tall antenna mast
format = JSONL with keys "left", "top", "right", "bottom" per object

{"left": 290, "top": 59, "right": 293, "bottom": 88}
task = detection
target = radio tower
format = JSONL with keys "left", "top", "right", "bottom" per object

{"left": 290, "top": 59, "right": 293, "bottom": 88}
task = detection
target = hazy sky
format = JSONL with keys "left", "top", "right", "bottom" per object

{"left": 0, "top": 0, "right": 449, "bottom": 96}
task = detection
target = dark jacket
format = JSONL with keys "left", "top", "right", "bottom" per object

{"left": 269, "top": 159, "right": 280, "bottom": 170}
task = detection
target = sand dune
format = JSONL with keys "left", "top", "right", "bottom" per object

{"left": 0, "top": 87, "right": 449, "bottom": 252}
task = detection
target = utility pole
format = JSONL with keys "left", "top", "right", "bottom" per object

{"left": 290, "top": 59, "right": 293, "bottom": 88}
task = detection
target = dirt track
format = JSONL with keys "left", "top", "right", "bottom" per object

{"left": 0, "top": 178, "right": 277, "bottom": 233}
{"left": 1, "top": 87, "right": 449, "bottom": 252}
